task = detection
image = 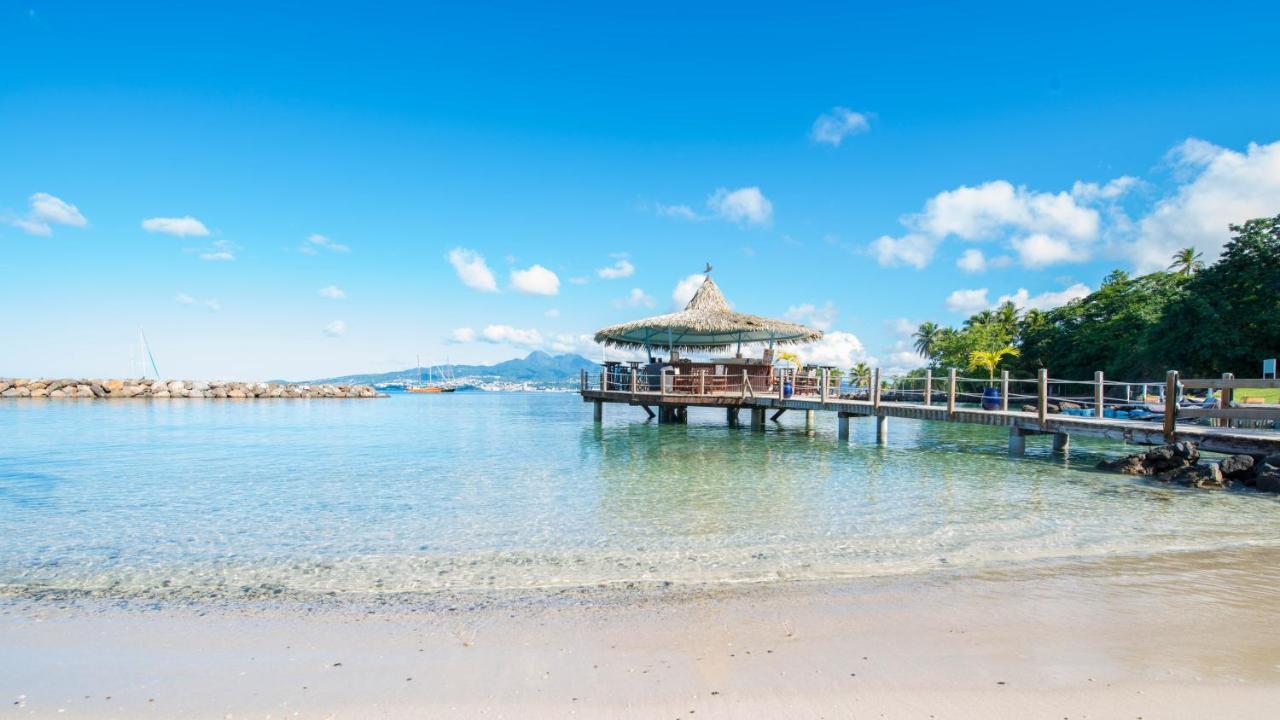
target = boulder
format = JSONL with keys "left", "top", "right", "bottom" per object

{"left": 105, "top": 379, "right": 125, "bottom": 392}
{"left": 192, "top": 381, "right": 210, "bottom": 392}
{"left": 90, "top": 383, "right": 107, "bottom": 398}
{"left": 1160, "top": 463, "right": 1227, "bottom": 489}
{"left": 1098, "top": 442, "right": 1199, "bottom": 476}
{"left": 167, "top": 380, "right": 186, "bottom": 394}
{"left": 76, "top": 384, "right": 94, "bottom": 397}
{"left": 1, "top": 388, "right": 17, "bottom": 398}
{"left": 0, "top": 381, "right": 10, "bottom": 393}
{"left": 30, "top": 388, "right": 48, "bottom": 398}
{"left": 211, "top": 388, "right": 227, "bottom": 398}
{"left": 1218, "top": 454, "right": 1255, "bottom": 480}
{"left": 49, "top": 389, "right": 66, "bottom": 398}
{"left": 227, "top": 389, "right": 247, "bottom": 398}
{"left": 1256, "top": 471, "right": 1280, "bottom": 494}
{"left": 152, "top": 390, "right": 171, "bottom": 398}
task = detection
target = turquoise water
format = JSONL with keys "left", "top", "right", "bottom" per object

{"left": 1, "top": 393, "right": 1278, "bottom": 598}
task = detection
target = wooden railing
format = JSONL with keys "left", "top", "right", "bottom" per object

{"left": 581, "top": 367, "right": 1280, "bottom": 435}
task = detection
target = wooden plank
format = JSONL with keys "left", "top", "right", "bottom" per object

{"left": 1180, "top": 377, "right": 1280, "bottom": 389}
{"left": 1177, "top": 407, "right": 1280, "bottom": 421}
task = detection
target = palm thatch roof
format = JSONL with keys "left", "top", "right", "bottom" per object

{"left": 594, "top": 276, "right": 823, "bottom": 351}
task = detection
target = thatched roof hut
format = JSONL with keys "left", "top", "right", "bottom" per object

{"left": 593, "top": 276, "right": 823, "bottom": 353}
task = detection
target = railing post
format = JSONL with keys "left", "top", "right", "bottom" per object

{"left": 924, "top": 368, "right": 932, "bottom": 406}
{"left": 821, "top": 368, "right": 829, "bottom": 402}
{"left": 698, "top": 369, "right": 706, "bottom": 396}
{"left": 630, "top": 367, "right": 638, "bottom": 395}
{"left": 1221, "top": 372, "right": 1234, "bottom": 429}
{"left": 947, "top": 368, "right": 957, "bottom": 416}
{"left": 872, "top": 368, "right": 881, "bottom": 410}
{"left": 1037, "top": 368, "right": 1048, "bottom": 424}
{"left": 999, "top": 370, "right": 1009, "bottom": 412}
{"left": 580, "top": 369, "right": 586, "bottom": 392}
{"left": 1163, "top": 370, "right": 1178, "bottom": 441}
{"left": 1094, "top": 371, "right": 1104, "bottom": 418}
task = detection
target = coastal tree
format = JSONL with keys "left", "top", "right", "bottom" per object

{"left": 1168, "top": 246, "right": 1204, "bottom": 276}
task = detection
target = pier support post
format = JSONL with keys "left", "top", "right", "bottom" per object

{"left": 1008, "top": 427, "right": 1026, "bottom": 456}
{"left": 593, "top": 400, "right": 603, "bottom": 423}
{"left": 1052, "top": 432, "right": 1070, "bottom": 453}
{"left": 837, "top": 413, "right": 850, "bottom": 441}
{"left": 924, "top": 369, "right": 932, "bottom": 406}
{"left": 875, "top": 415, "right": 888, "bottom": 445}
{"left": 805, "top": 409, "right": 815, "bottom": 433}
{"left": 727, "top": 407, "right": 740, "bottom": 427}
{"left": 751, "top": 407, "right": 766, "bottom": 429}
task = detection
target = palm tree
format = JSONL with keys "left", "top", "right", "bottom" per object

{"left": 912, "top": 322, "right": 941, "bottom": 360}
{"left": 993, "top": 301, "right": 1020, "bottom": 332}
{"left": 968, "top": 346, "right": 1020, "bottom": 384}
{"left": 965, "top": 309, "right": 996, "bottom": 328}
{"left": 850, "top": 362, "right": 872, "bottom": 390}
{"left": 1168, "top": 247, "right": 1204, "bottom": 276}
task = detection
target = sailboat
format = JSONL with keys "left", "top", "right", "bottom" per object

{"left": 407, "top": 355, "right": 455, "bottom": 393}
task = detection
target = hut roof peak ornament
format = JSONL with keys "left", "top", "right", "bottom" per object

{"left": 593, "top": 274, "right": 822, "bottom": 351}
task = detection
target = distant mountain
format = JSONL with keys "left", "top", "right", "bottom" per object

{"left": 296, "top": 351, "right": 598, "bottom": 385}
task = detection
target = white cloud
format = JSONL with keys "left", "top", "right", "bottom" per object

{"left": 6, "top": 192, "right": 87, "bottom": 236}
{"left": 622, "top": 288, "right": 656, "bottom": 308}
{"left": 672, "top": 274, "right": 705, "bottom": 309}
{"left": 318, "top": 285, "right": 346, "bottom": 300}
{"left": 204, "top": 299, "right": 221, "bottom": 312}
{"left": 447, "top": 248, "right": 499, "bottom": 292}
{"left": 870, "top": 233, "right": 937, "bottom": 269}
{"left": 883, "top": 340, "right": 928, "bottom": 376}
{"left": 544, "top": 308, "right": 561, "bottom": 318}
{"left": 1010, "top": 233, "right": 1083, "bottom": 268}
{"left": 301, "top": 233, "right": 350, "bottom": 255}
{"left": 1128, "top": 138, "right": 1280, "bottom": 272}
{"left": 142, "top": 216, "right": 209, "bottom": 237}
{"left": 784, "top": 301, "right": 838, "bottom": 330}
{"left": 29, "top": 193, "right": 87, "bottom": 227}
{"left": 199, "top": 251, "right": 234, "bottom": 262}
{"left": 707, "top": 186, "right": 773, "bottom": 226}
{"left": 956, "top": 248, "right": 987, "bottom": 273}
{"left": 597, "top": 259, "right": 635, "bottom": 279}
{"left": 568, "top": 276, "right": 590, "bottom": 285}
{"left": 656, "top": 203, "right": 700, "bottom": 221}
{"left": 873, "top": 177, "right": 1120, "bottom": 269}
{"left": 510, "top": 264, "right": 560, "bottom": 295}
{"left": 797, "top": 331, "right": 873, "bottom": 369}
{"left": 1071, "top": 176, "right": 1139, "bottom": 203}
{"left": 323, "top": 320, "right": 347, "bottom": 337}
{"left": 450, "top": 327, "right": 477, "bottom": 343}
{"left": 810, "top": 107, "right": 871, "bottom": 146}
{"left": 945, "top": 288, "right": 991, "bottom": 314}
{"left": 480, "top": 324, "right": 544, "bottom": 346}
{"left": 885, "top": 317, "right": 916, "bottom": 338}
{"left": 174, "top": 293, "right": 195, "bottom": 305}
{"left": 548, "top": 333, "right": 597, "bottom": 354}
{"left": 997, "top": 283, "right": 1091, "bottom": 311}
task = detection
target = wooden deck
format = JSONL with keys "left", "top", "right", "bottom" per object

{"left": 580, "top": 388, "right": 1280, "bottom": 456}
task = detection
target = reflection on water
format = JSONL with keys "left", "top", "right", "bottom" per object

{"left": 0, "top": 395, "right": 1277, "bottom": 598}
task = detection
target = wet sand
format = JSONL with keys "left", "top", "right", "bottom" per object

{"left": 4, "top": 548, "right": 1280, "bottom": 718}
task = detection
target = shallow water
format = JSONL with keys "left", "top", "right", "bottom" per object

{"left": 1, "top": 393, "right": 1277, "bottom": 598}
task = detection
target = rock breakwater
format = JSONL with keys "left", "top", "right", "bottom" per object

{"left": 0, "top": 378, "right": 385, "bottom": 399}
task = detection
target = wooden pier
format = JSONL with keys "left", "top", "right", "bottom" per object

{"left": 579, "top": 368, "right": 1280, "bottom": 457}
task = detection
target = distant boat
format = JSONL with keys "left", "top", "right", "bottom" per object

{"left": 407, "top": 355, "right": 456, "bottom": 393}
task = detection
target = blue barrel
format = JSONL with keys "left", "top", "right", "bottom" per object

{"left": 783, "top": 380, "right": 794, "bottom": 398}
{"left": 981, "top": 386, "right": 1001, "bottom": 410}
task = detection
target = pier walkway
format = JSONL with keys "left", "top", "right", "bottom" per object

{"left": 580, "top": 368, "right": 1280, "bottom": 457}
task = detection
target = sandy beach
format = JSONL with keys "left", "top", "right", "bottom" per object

{"left": 5, "top": 546, "right": 1279, "bottom": 719}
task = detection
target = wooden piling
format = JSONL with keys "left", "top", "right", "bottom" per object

{"left": 837, "top": 413, "right": 850, "bottom": 441}
{"left": 1000, "top": 370, "right": 1009, "bottom": 412}
{"left": 924, "top": 369, "right": 932, "bottom": 406}
{"left": 947, "top": 368, "right": 957, "bottom": 417}
{"left": 1163, "top": 370, "right": 1178, "bottom": 441}
{"left": 1094, "top": 371, "right": 1104, "bottom": 418}
{"left": 875, "top": 415, "right": 888, "bottom": 444}
{"left": 872, "top": 368, "right": 881, "bottom": 410}
{"left": 1037, "top": 368, "right": 1048, "bottom": 424}
{"left": 1008, "top": 427, "right": 1026, "bottom": 456}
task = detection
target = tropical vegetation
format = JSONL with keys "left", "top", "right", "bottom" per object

{"left": 910, "top": 214, "right": 1280, "bottom": 381}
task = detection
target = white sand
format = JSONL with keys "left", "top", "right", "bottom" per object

{"left": 4, "top": 548, "right": 1279, "bottom": 718}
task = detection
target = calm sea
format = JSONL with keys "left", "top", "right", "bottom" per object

{"left": 2, "top": 393, "right": 1278, "bottom": 599}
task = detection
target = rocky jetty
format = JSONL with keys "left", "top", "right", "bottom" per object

{"left": 1097, "top": 441, "right": 1280, "bottom": 493}
{"left": 0, "top": 377, "right": 385, "bottom": 399}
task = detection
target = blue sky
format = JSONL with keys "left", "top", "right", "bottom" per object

{"left": 3, "top": 1, "right": 1279, "bottom": 379}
